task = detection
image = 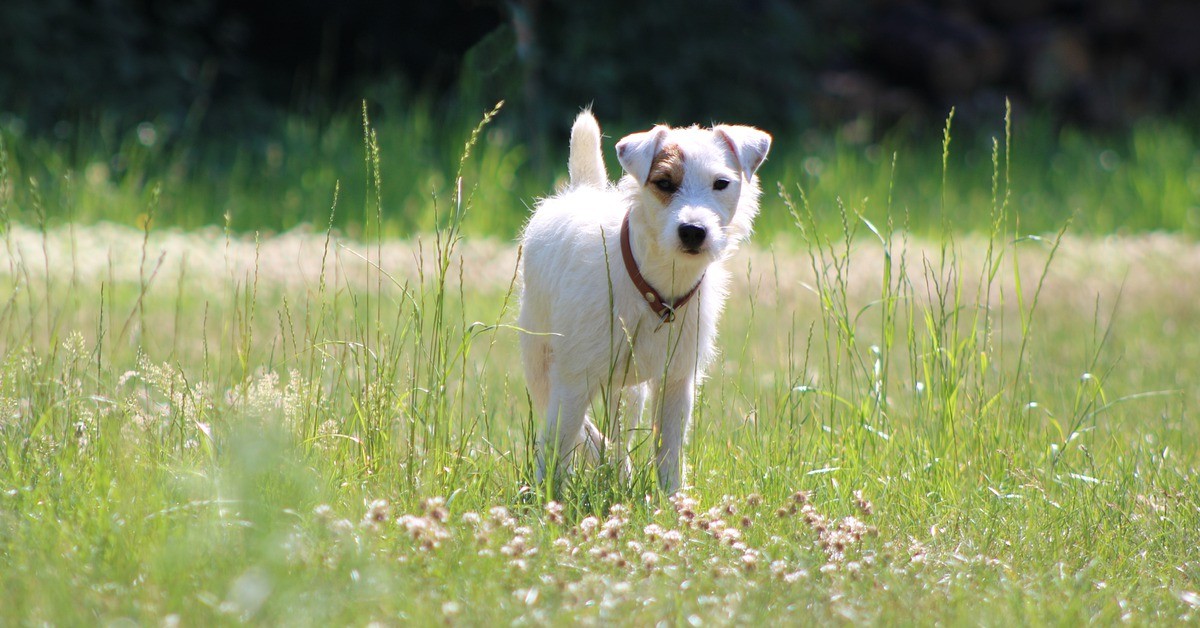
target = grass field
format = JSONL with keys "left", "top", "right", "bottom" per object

{"left": 1, "top": 106, "right": 1199, "bottom": 624}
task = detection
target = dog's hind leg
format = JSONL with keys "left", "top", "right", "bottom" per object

{"left": 535, "top": 377, "right": 593, "bottom": 486}
{"left": 579, "top": 414, "right": 605, "bottom": 466}
{"left": 521, "top": 337, "right": 552, "bottom": 414}
{"left": 579, "top": 384, "right": 637, "bottom": 482}
{"left": 625, "top": 382, "right": 649, "bottom": 430}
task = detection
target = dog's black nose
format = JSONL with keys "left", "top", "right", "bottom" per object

{"left": 678, "top": 223, "right": 707, "bottom": 250}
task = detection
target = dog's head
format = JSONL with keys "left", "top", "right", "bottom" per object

{"left": 617, "top": 123, "right": 771, "bottom": 262}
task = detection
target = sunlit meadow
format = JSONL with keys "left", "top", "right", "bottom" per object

{"left": 1, "top": 105, "right": 1198, "bottom": 624}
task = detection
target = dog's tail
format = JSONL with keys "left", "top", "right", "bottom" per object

{"left": 568, "top": 109, "right": 607, "bottom": 188}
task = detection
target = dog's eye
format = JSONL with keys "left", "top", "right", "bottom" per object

{"left": 713, "top": 179, "right": 730, "bottom": 191}
{"left": 654, "top": 179, "right": 677, "bottom": 193}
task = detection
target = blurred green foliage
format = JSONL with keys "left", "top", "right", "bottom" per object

{"left": 2, "top": 103, "right": 1197, "bottom": 238}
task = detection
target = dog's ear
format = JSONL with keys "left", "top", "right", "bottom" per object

{"left": 616, "top": 126, "right": 669, "bottom": 184}
{"left": 715, "top": 125, "right": 772, "bottom": 179}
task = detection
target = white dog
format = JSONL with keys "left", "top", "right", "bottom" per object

{"left": 519, "top": 110, "right": 771, "bottom": 493}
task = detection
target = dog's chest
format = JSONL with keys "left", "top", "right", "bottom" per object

{"left": 606, "top": 302, "right": 708, "bottom": 384}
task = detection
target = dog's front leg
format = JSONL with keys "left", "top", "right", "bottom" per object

{"left": 654, "top": 377, "right": 694, "bottom": 494}
{"left": 536, "top": 379, "right": 593, "bottom": 486}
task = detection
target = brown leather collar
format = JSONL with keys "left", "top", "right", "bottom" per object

{"left": 620, "top": 212, "right": 703, "bottom": 323}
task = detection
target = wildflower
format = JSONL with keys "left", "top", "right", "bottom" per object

{"left": 601, "top": 517, "right": 624, "bottom": 540}
{"left": 579, "top": 516, "right": 600, "bottom": 538}
{"left": 792, "top": 490, "right": 811, "bottom": 504}
{"left": 669, "top": 493, "right": 697, "bottom": 512}
{"left": 671, "top": 494, "right": 699, "bottom": 524}
{"left": 838, "top": 515, "right": 868, "bottom": 541}
{"left": 908, "top": 539, "right": 928, "bottom": 564}
{"left": 501, "top": 536, "right": 527, "bottom": 557}
{"left": 641, "top": 551, "right": 660, "bottom": 569}
{"left": 601, "top": 548, "right": 627, "bottom": 568}
{"left": 783, "top": 569, "right": 808, "bottom": 583}
{"left": 545, "top": 501, "right": 565, "bottom": 525}
{"left": 489, "top": 506, "right": 516, "bottom": 529}
{"left": 800, "top": 504, "right": 826, "bottom": 531}
{"left": 460, "top": 511, "right": 481, "bottom": 526}
{"left": 421, "top": 496, "right": 448, "bottom": 522}
{"left": 746, "top": 493, "right": 763, "bottom": 508}
{"left": 397, "top": 514, "right": 450, "bottom": 550}
{"left": 717, "top": 527, "right": 742, "bottom": 546}
{"left": 361, "top": 499, "right": 389, "bottom": 531}
{"left": 853, "top": 490, "right": 873, "bottom": 516}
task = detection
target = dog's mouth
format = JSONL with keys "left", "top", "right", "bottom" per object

{"left": 681, "top": 247, "right": 703, "bottom": 256}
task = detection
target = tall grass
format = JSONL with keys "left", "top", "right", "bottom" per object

{"left": 1, "top": 104, "right": 1198, "bottom": 239}
{"left": 0, "top": 102, "right": 1197, "bottom": 624}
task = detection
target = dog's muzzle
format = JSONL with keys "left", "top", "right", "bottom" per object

{"left": 677, "top": 223, "right": 707, "bottom": 253}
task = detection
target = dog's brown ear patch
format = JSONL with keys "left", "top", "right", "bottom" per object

{"left": 646, "top": 143, "right": 685, "bottom": 204}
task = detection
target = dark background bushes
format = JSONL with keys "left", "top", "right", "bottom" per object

{"left": 3, "top": 0, "right": 1198, "bottom": 142}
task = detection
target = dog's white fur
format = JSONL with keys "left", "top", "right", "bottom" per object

{"left": 519, "top": 110, "right": 771, "bottom": 493}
